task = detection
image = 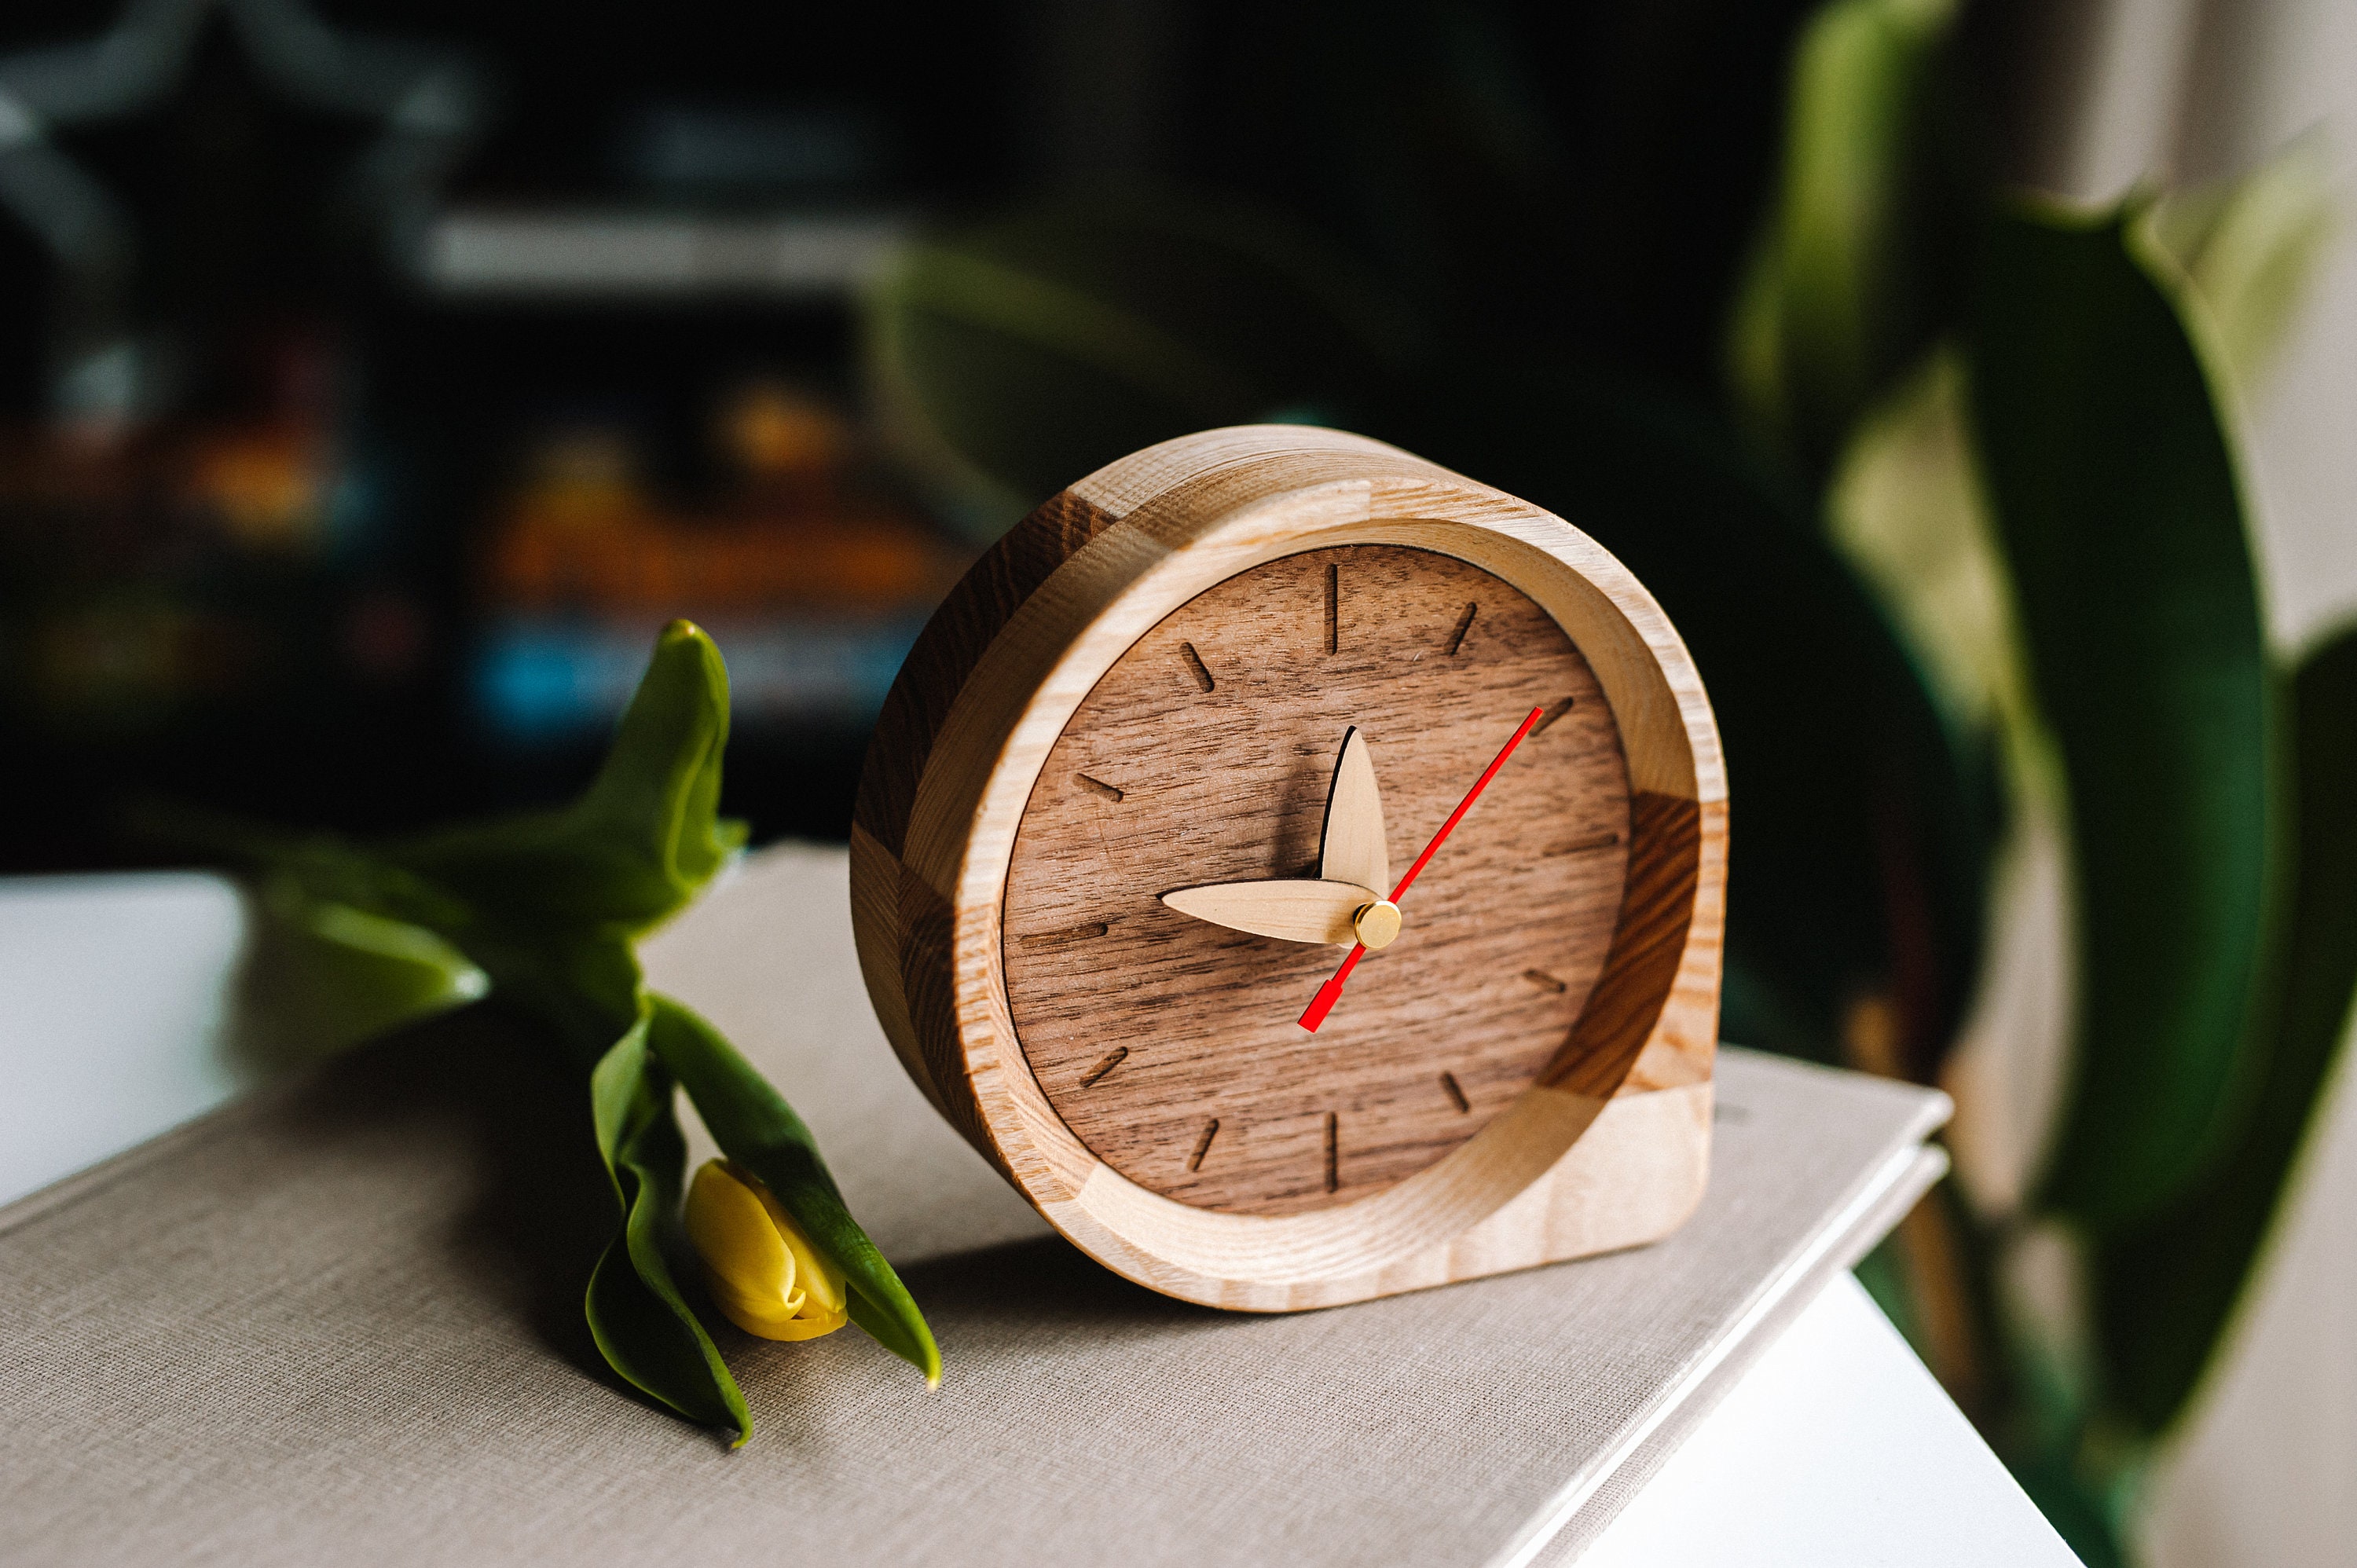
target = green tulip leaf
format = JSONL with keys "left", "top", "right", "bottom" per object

{"left": 1968, "top": 200, "right": 2278, "bottom": 1233}
{"left": 162, "top": 621, "right": 921, "bottom": 1443}
{"left": 649, "top": 994, "right": 941, "bottom": 1387}
{"left": 587, "top": 1018, "right": 751, "bottom": 1442}
{"left": 229, "top": 873, "right": 490, "bottom": 1068}
{"left": 391, "top": 620, "right": 746, "bottom": 941}
{"left": 2091, "top": 625, "right": 2357, "bottom": 1433}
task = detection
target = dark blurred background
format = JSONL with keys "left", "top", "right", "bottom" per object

{"left": 12, "top": 9, "right": 2357, "bottom": 1563}
{"left": 0, "top": 0, "right": 2067, "bottom": 871}
{"left": 0, "top": 0, "right": 1021, "bottom": 867}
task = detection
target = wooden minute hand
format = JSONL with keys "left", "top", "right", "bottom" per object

{"left": 1160, "top": 728, "right": 1395, "bottom": 947}
{"left": 1317, "top": 726, "right": 1391, "bottom": 894}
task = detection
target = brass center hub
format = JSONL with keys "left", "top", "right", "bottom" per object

{"left": 1353, "top": 899, "right": 1403, "bottom": 951}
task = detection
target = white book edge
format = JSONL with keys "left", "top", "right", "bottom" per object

{"left": 1509, "top": 1138, "right": 1952, "bottom": 1566}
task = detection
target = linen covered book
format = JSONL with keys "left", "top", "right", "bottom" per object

{"left": 0, "top": 844, "right": 1948, "bottom": 1567}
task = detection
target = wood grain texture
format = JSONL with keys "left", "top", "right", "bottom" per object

{"left": 849, "top": 425, "right": 1726, "bottom": 1310}
{"left": 852, "top": 488, "right": 1118, "bottom": 861}
{"left": 1003, "top": 546, "right": 1629, "bottom": 1216}
{"left": 1543, "top": 791, "right": 1702, "bottom": 1098}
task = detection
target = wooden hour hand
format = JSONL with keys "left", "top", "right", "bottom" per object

{"left": 1160, "top": 878, "right": 1384, "bottom": 946}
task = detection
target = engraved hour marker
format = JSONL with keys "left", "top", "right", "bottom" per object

{"left": 1531, "top": 696, "right": 1577, "bottom": 735}
{"left": 1521, "top": 969, "right": 1567, "bottom": 994}
{"left": 1325, "top": 563, "right": 1339, "bottom": 654}
{"left": 1439, "top": 1072, "right": 1471, "bottom": 1114}
{"left": 1544, "top": 830, "right": 1622, "bottom": 858}
{"left": 1076, "top": 773, "right": 1125, "bottom": 802}
{"left": 1020, "top": 921, "right": 1111, "bottom": 950}
{"left": 1080, "top": 1046, "right": 1129, "bottom": 1086}
{"left": 1323, "top": 1112, "right": 1340, "bottom": 1193}
{"left": 1180, "top": 641, "right": 1216, "bottom": 692}
{"left": 1446, "top": 602, "right": 1478, "bottom": 655}
{"left": 1189, "top": 1118, "right": 1221, "bottom": 1171}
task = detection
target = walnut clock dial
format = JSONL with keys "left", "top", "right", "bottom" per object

{"left": 851, "top": 425, "right": 1725, "bottom": 1313}
{"left": 1001, "top": 545, "right": 1630, "bottom": 1217}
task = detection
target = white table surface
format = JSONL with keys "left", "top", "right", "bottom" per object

{"left": 0, "top": 868, "right": 2077, "bottom": 1566}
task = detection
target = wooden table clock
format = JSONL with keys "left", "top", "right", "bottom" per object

{"left": 852, "top": 426, "right": 1725, "bottom": 1310}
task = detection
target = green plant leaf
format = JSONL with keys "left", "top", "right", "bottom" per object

{"left": 162, "top": 621, "right": 922, "bottom": 1442}
{"left": 227, "top": 873, "right": 489, "bottom": 1069}
{"left": 862, "top": 187, "right": 1414, "bottom": 534}
{"left": 649, "top": 995, "right": 940, "bottom": 1386}
{"left": 2146, "top": 136, "right": 2337, "bottom": 393}
{"left": 1967, "top": 200, "right": 2278, "bottom": 1233}
{"left": 2091, "top": 625, "right": 2357, "bottom": 1433}
{"left": 391, "top": 620, "right": 746, "bottom": 941}
{"left": 2007, "top": 1455, "right": 2131, "bottom": 1568}
{"left": 587, "top": 1016, "right": 751, "bottom": 1443}
{"left": 1728, "top": 0, "right": 1970, "bottom": 482}
{"left": 1825, "top": 348, "right": 2032, "bottom": 742}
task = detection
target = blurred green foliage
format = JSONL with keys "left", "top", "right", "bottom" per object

{"left": 858, "top": 2, "right": 2353, "bottom": 1559}
{"left": 1728, "top": 0, "right": 1974, "bottom": 484}
{"left": 1970, "top": 205, "right": 2278, "bottom": 1235}
{"left": 2092, "top": 626, "right": 2357, "bottom": 1432}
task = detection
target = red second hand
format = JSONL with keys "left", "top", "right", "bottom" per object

{"left": 1298, "top": 705, "right": 1545, "bottom": 1032}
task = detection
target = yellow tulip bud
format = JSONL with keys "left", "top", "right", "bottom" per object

{"left": 684, "top": 1159, "right": 849, "bottom": 1341}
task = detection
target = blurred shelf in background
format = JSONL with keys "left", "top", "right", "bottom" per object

{"left": 417, "top": 210, "right": 915, "bottom": 299}
{"left": 0, "top": 0, "right": 1026, "bottom": 871}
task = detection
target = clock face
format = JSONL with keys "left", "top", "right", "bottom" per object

{"left": 999, "top": 543, "right": 1632, "bottom": 1217}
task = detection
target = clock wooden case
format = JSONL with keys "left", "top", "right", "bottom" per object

{"left": 851, "top": 426, "right": 1726, "bottom": 1311}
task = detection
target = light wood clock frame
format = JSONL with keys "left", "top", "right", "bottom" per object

{"left": 852, "top": 427, "right": 1726, "bottom": 1311}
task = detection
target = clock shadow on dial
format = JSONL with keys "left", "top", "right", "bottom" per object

{"left": 1000, "top": 544, "right": 1632, "bottom": 1217}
